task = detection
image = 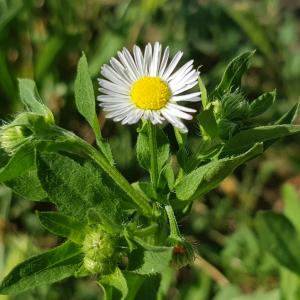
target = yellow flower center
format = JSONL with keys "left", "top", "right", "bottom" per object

{"left": 130, "top": 77, "right": 171, "bottom": 110}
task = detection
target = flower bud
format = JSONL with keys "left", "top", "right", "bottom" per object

{"left": 217, "top": 118, "right": 238, "bottom": 140}
{"left": 82, "top": 228, "right": 117, "bottom": 275}
{"left": 0, "top": 124, "right": 32, "bottom": 155}
{"left": 167, "top": 236, "right": 195, "bottom": 268}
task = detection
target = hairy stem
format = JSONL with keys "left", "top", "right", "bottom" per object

{"left": 148, "top": 122, "right": 159, "bottom": 190}
{"left": 165, "top": 205, "right": 181, "bottom": 238}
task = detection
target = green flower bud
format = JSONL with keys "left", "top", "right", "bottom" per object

{"left": 220, "top": 92, "right": 249, "bottom": 120}
{"left": 0, "top": 124, "right": 32, "bottom": 155}
{"left": 82, "top": 228, "right": 117, "bottom": 275}
{"left": 167, "top": 236, "right": 195, "bottom": 268}
{"left": 217, "top": 118, "right": 238, "bottom": 140}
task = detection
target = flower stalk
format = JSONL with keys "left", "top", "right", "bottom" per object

{"left": 148, "top": 122, "right": 159, "bottom": 191}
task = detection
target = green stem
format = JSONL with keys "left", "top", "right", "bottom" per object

{"left": 87, "top": 145, "right": 152, "bottom": 216}
{"left": 135, "top": 223, "right": 158, "bottom": 237}
{"left": 148, "top": 122, "right": 159, "bottom": 190}
{"left": 61, "top": 129, "right": 153, "bottom": 216}
{"left": 165, "top": 205, "right": 181, "bottom": 238}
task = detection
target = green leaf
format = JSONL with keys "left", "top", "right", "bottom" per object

{"left": 249, "top": 90, "right": 276, "bottom": 118}
{"left": 99, "top": 267, "right": 128, "bottom": 300}
{"left": 136, "top": 122, "right": 170, "bottom": 174}
{"left": 128, "top": 245, "right": 173, "bottom": 275}
{"left": 198, "top": 75, "right": 208, "bottom": 108}
{"left": 198, "top": 106, "right": 219, "bottom": 140}
{"left": 0, "top": 241, "right": 82, "bottom": 295}
{"left": 37, "top": 152, "right": 123, "bottom": 223}
{"left": 275, "top": 99, "right": 300, "bottom": 125}
{"left": 223, "top": 124, "right": 300, "bottom": 153}
{"left": 37, "top": 212, "right": 87, "bottom": 244}
{"left": 75, "top": 53, "right": 113, "bottom": 164}
{"left": 255, "top": 212, "right": 300, "bottom": 276}
{"left": 213, "top": 50, "right": 255, "bottom": 97}
{"left": 282, "top": 184, "right": 300, "bottom": 234}
{"left": 18, "top": 79, "right": 53, "bottom": 119}
{"left": 175, "top": 143, "right": 262, "bottom": 201}
{"left": 0, "top": 144, "right": 35, "bottom": 183}
{"left": 5, "top": 168, "right": 47, "bottom": 201}
{"left": 263, "top": 100, "right": 300, "bottom": 150}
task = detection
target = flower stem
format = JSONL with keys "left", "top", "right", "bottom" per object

{"left": 88, "top": 145, "right": 153, "bottom": 216}
{"left": 165, "top": 205, "right": 181, "bottom": 239}
{"left": 148, "top": 122, "right": 159, "bottom": 190}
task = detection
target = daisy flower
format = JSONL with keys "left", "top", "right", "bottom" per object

{"left": 97, "top": 42, "right": 201, "bottom": 132}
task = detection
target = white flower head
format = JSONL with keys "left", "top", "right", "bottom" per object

{"left": 97, "top": 42, "right": 201, "bottom": 132}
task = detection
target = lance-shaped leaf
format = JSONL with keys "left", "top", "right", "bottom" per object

{"left": 99, "top": 267, "right": 128, "bottom": 300}
{"left": 18, "top": 79, "right": 53, "bottom": 120}
{"left": 263, "top": 99, "right": 300, "bottom": 150}
{"left": 37, "top": 212, "right": 87, "bottom": 244}
{"left": 0, "top": 144, "right": 35, "bottom": 183}
{"left": 0, "top": 241, "right": 82, "bottom": 295}
{"left": 249, "top": 90, "right": 276, "bottom": 118}
{"left": 75, "top": 53, "right": 113, "bottom": 164}
{"left": 212, "top": 50, "right": 255, "bottom": 98}
{"left": 175, "top": 143, "right": 262, "bottom": 201}
{"left": 255, "top": 212, "right": 300, "bottom": 276}
{"left": 37, "top": 152, "right": 123, "bottom": 224}
{"left": 223, "top": 124, "right": 300, "bottom": 153}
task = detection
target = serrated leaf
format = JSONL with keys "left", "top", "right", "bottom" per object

{"left": 175, "top": 143, "right": 262, "bottom": 201}
{"left": 99, "top": 267, "right": 128, "bottom": 300}
{"left": 0, "top": 241, "right": 82, "bottom": 295}
{"left": 37, "top": 212, "right": 87, "bottom": 244}
{"left": 18, "top": 79, "right": 53, "bottom": 119}
{"left": 255, "top": 212, "right": 300, "bottom": 276}
{"left": 249, "top": 90, "right": 276, "bottom": 118}
{"left": 75, "top": 53, "right": 113, "bottom": 164}
{"left": 213, "top": 50, "right": 255, "bottom": 98}
{"left": 0, "top": 144, "right": 35, "bottom": 183}
{"left": 223, "top": 124, "right": 300, "bottom": 153}
{"left": 37, "top": 152, "right": 123, "bottom": 224}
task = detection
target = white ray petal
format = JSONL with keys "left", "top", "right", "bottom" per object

{"left": 158, "top": 46, "right": 170, "bottom": 76}
{"left": 133, "top": 45, "right": 144, "bottom": 76}
{"left": 149, "top": 42, "right": 162, "bottom": 76}
{"left": 162, "top": 51, "right": 183, "bottom": 80}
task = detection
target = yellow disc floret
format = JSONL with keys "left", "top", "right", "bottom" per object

{"left": 130, "top": 76, "right": 171, "bottom": 110}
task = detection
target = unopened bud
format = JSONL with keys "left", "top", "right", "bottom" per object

{"left": 82, "top": 228, "right": 117, "bottom": 275}
{"left": 0, "top": 124, "right": 32, "bottom": 155}
{"left": 167, "top": 236, "right": 195, "bottom": 268}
